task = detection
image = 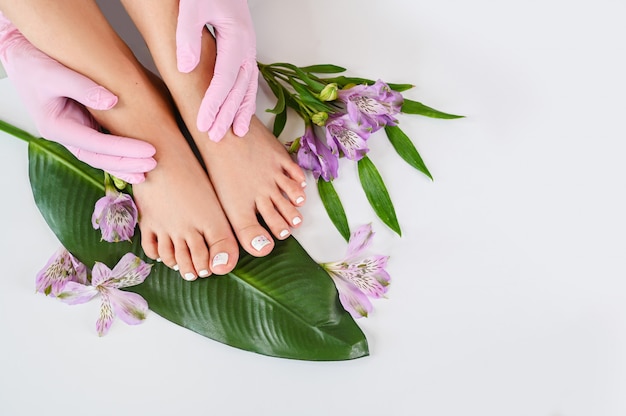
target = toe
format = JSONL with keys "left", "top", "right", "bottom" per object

{"left": 187, "top": 232, "right": 211, "bottom": 278}
{"left": 256, "top": 197, "right": 292, "bottom": 240}
{"left": 271, "top": 192, "right": 303, "bottom": 229}
{"left": 233, "top": 220, "right": 274, "bottom": 257}
{"left": 141, "top": 231, "right": 159, "bottom": 261}
{"left": 157, "top": 235, "right": 176, "bottom": 269}
{"left": 281, "top": 159, "right": 307, "bottom": 187}
{"left": 207, "top": 237, "right": 239, "bottom": 275}
{"left": 276, "top": 174, "right": 307, "bottom": 207}
{"left": 172, "top": 238, "right": 197, "bottom": 281}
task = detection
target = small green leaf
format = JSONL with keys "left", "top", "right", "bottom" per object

{"left": 387, "top": 83, "right": 414, "bottom": 92}
{"left": 299, "top": 64, "right": 347, "bottom": 74}
{"left": 357, "top": 156, "right": 401, "bottom": 236}
{"left": 266, "top": 82, "right": 285, "bottom": 115}
{"left": 271, "top": 63, "right": 326, "bottom": 93}
{"left": 322, "top": 76, "right": 375, "bottom": 88}
{"left": 289, "top": 78, "right": 334, "bottom": 113}
{"left": 273, "top": 108, "right": 287, "bottom": 137}
{"left": 385, "top": 125, "right": 432, "bottom": 180}
{"left": 402, "top": 99, "right": 464, "bottom": 119}
{"left": 317, "top": 180, "right": 350, "bottom": 242}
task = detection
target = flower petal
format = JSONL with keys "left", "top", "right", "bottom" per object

{"left": 96, "top": 292, "right": 115, "bottom": 336}
{"left": 345, "top": 223, "right": 374, "bottom": 259}
{"left": 108, "top": 288, "right": 148, "bottom": 325}
{"left": 109, "top": 253, "right": 152, "bottom": 288}
{"left": 91, "top": 261, "right": 113, "bottom": 287}
{"left": 56, "top": 281, "right": 98, "bottom": 305}
{"left": 35, "top": 247, "right": 86, "bottom": 296}
{"left": 331, "top": 275, "right": 372, "bottom": 319}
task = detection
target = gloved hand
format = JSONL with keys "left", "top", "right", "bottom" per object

{"left": 176, "top": 0, "right": 259, "bottom": 142}
{"left": 0, "top": 13, "right": 156, "bottom": 184}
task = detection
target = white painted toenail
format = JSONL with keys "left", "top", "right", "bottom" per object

{"left": 212, "top": 252, "right": 229, "bottom": 267}
{"left": 184, "top": 272, "right": 196, "bottom": 281}
{"left": 295, "top": 196, "right": 305, "bottom": 205}
{"left": 198, "top": 269, "right": 210, "bottom": 278}
{"left": 173, "top": 264, "right": 179, "bottom": 271}
{"left": 279, "top": 229, "right": 289, "bottom": 238}
{"left": 156, "top": 258, "right": 162, "bottom": 262}
{"left": 292, "top": 217, "right": 302, "bottom": 226}
{"left": 301, "top": 181, "right": 307, "bottom": 188}
{"left": 251, "top": 235, "right": 271, "bottom": 251}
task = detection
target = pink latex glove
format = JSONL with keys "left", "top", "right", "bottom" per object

{"left": 0, "top": 14, "right": 156, "bottom": 184}
{"left": 176, "top": 0, "right": 259, "bottom": 142}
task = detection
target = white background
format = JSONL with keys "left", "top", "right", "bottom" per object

{"left": 1, "top": 0, "right": 625, "bottom": 415}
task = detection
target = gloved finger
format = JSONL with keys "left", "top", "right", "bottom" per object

{"left": 206, "top": 65, "right": 251, "bottom": 141}
{"left": 43, "top": 115, "right": 156, "bottom": 159}
{"left": 232, "top": 63, "right": 259, "bottom": 137}
{"left": 176, "top": 0, "right": 208, "bottom": 73}
{"left": 44, "top": 65, "right": 119, "bottom": 111}
{"left": 66, "top": 144, "right": 157, "bottom": 176}
{"left": 196, "top": 38, "right": 244, "bottom": 132}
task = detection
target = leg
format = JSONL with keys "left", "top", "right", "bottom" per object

{"left": 120, "top": 0, "right": 307, "bottom": 256}
{"left": 1, "top": 0, "right": 240, "bottom": 279}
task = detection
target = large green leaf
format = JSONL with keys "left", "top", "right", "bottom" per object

{"left": 27, "top": 137, "right": 368, "bottom": 361}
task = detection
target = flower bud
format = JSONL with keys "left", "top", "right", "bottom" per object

{"left": 318, "top": 83, "right": 338, "bottom": 101}
{"left": 312, "top": 112, "right": 329, "bottom": 126}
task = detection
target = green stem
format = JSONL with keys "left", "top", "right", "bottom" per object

{"left": 0, "top": 119, "right": 36, "bottom": 143}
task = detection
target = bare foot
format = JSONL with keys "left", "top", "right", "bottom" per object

{"left": 90, "top": 72, "right": 239, "bottom": 280}
{"left": 195, "top": 116, "right": 307, "bottom": 257}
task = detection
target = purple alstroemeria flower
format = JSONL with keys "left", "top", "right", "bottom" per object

{"left": 338, "top": 79, "right": 404, "bottom": 132}
{"left": 92, "top": 186, "right": 138, "bottom": 243}
{"left": 321, "top": 224, "right": 390, "bottom": 318}
{"left": 57, "top": 253, "right": 152, "bottom": 336}
{"left": 296, "top": 125, "right": 339, "bottom": 181}
{"left": 325, "top": 114, "right": 372, "bottom": 161}
{"left": 35, "top": 247, "right": 88, "bottom": 296}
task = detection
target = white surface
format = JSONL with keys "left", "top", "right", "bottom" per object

{"left": 1, "top": 0, "right": 626, "bottom": 415}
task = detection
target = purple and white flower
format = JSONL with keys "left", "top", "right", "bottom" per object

{"left": 92, "top": 186, "right": 138, "bottom": 243}
{"left": 35, "top": 247, "right": 88, "bottom": 296}
{"left": 325, "top": 114, "right": 371, "bottom": 161}
{"left": 296, "top": 125, "right": 339, "bottom": 181}
{"left": 338, "top": 79, "right": 403, "bottom": 132}
{"left": 57, "top": 253, "right": 152, "bottom": 336}
{"left": 321, "top": 224, "right": 390, "bottom": 318}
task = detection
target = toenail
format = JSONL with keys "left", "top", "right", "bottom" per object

{"left": 301, "top": 181, "right": 307, "bottom": 188}
{"left": 251, "top": 235, "right": 271, "bottom": 251}
{"left": 292, "top": 217, "right": 302, "bottom": 226}
{"left": 279, "top": 229, "right": 289, "bottom": 238}
{"left": 156, "top": 258, "right": 162, "bottom": 262}
{"left": 172, "top": 264, "right": 179, "bottom": 271}
{"left": 212, "top": 252, "right": 229, "bottom": 267}
{"left": 183, "top": 272, "right": 196, "bottom": 281}
{"left": 198, "top": 269, "right": 210, "bottom": 278}
{"left": 295, "top": 196, "right": 305, "bottom": 205}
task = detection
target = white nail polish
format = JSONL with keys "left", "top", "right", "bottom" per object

{"left": 295, "top": 196, "right": 305, "bottom": 205}
{"left": 251, "top": 235, "right": 271, "bottom": 251}
{"left": 301, "top": 181, "right": 307, "bottom": 188}
{"left": 212, "top": 252, "right": 229, "bottom": 267}
{"left": 292, "top": 217, "right": 302, "bottom": 226}
{"left": 198, "top": 269, "right": 210, "bottom": 278}
{"left": 172, "top": 264, "right": 179, "bottom": 272}
{"left": 184, "top": 272, "right": 196, "bottom": 281}
{"left": 279, "top": 229, "right": 289, "bottom": 238}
